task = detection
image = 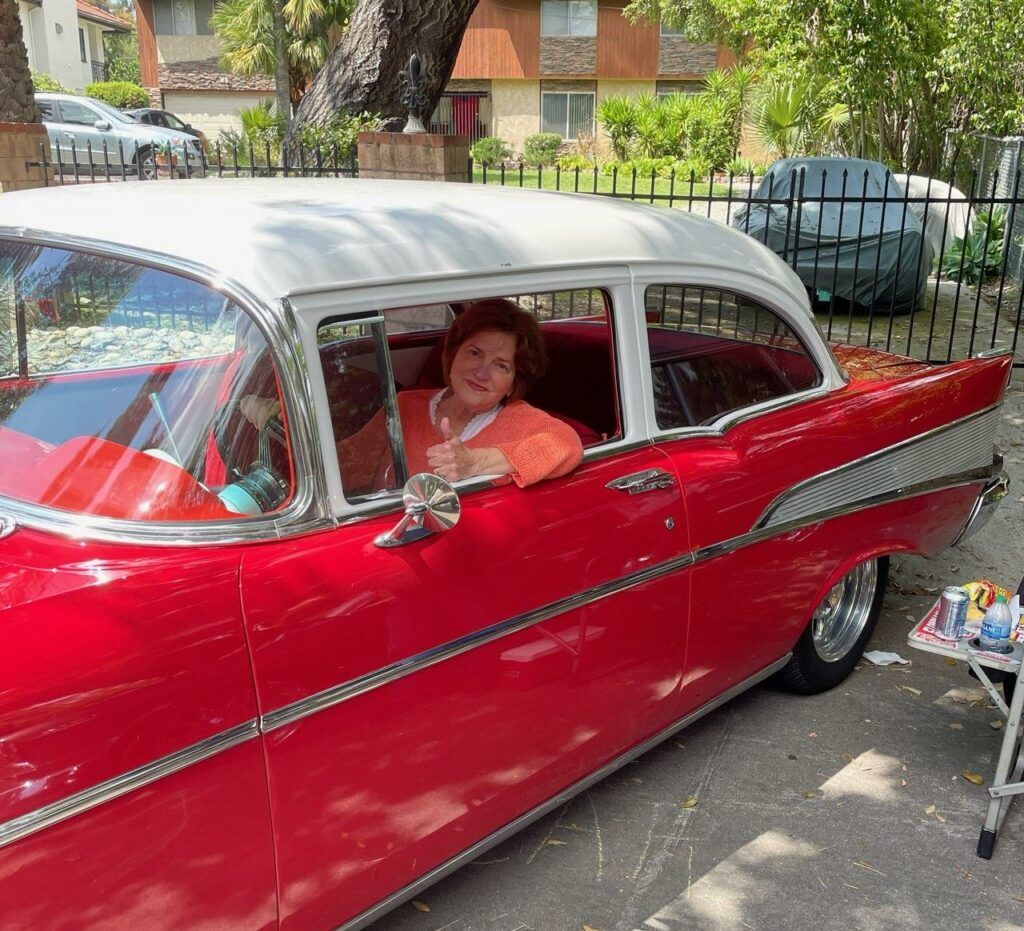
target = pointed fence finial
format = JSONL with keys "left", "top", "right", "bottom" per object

{"left": 400, "top": 53, "right": 429, "bottom": 134}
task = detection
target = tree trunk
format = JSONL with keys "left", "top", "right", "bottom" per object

{"left": 272, "top": 0, "right": 292, "bottom": 120}
{"left": 0, "top": 1, "right": 41, "bottom": 123}
{"left": 289, "top": 0, "right": 480, "bottom": 135}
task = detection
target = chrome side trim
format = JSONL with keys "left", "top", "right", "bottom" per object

{"left": 339, "top": 653, "right": 792, "bottom": 931}
{"left": 952, "top": 466, "right": 1009, "bottom": 546}
{"left": 0, "top": 720, "right": 259, "bottom": 851}
{"left": 261, "top": 549, "right": 697, "bottom": 732}
{"left": 694, "top": 464, "right": 998, "bottom": 567}
{"left": 755, "top": 405, "right": 1002, "bottom": 530}
{"left": 973, "top": 347, "right": 1015, "bottom": 359}
{"left": 0, "top": 228, "right": 332, "bottom": 547}
{"left": 0, "top": 514, "right": 16, "bottom": 540}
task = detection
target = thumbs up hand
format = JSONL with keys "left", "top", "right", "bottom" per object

{"left": 426, "top": 417, "right": 477, "bottom": 482}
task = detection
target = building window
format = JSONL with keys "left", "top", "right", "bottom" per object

{"left": 660, "top": 20, "right": 686, "bottom": 37}
{"left": 78, "top": 28, "right": 87, "bottom": 62}
{"left": 154, "top": 0, "right": 215, "bottom": 36}
{"left": 541, "top": 92, "right": 594, "bottom": 140}
{"left": 541, "top": 0, "right": 597, "bottom": 37}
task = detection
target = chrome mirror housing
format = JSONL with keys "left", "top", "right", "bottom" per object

{"left": 373, "top": 472, "right": 460, "bottom": 548}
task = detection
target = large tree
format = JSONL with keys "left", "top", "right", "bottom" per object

{"left": 0, "top": 0, "right": 40, "bottom": 123}
{"left": 290, "top": 0, "right": 480, "bottom": 134}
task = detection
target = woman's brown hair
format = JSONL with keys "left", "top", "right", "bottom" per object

{"left": 442, "top": 299, "right": 547, "bottom": 401}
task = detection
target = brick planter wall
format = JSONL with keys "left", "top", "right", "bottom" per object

{"left": 0, "top": 122, "right": 51, "bottom": 193}
{"left": 357, "top": 132, "right": 470, "bottom": 182}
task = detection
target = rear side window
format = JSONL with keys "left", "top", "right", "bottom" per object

{"left": 36, "top": 100, "right": 54, "bottom": 120}
{"left": 645, "top": 285, "right": 819, "bottom": 429}
{"left": 0, "top": 242, "right": 294, "bottom": 522}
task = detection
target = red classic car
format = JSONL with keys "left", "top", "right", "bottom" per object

{"left": 0, "top": 180, "right": 1011, "bottom": 929}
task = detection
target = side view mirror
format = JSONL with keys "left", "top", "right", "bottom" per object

{"left": 374, "top": 472, "right": 460, "bottom": 548}
{"left": 93, "top": 120, "right": 111, "bottom": 131}
{"left": 185, "top": 123, "right": 194, "bottom": 131}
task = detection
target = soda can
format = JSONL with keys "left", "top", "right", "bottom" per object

{"left": 934, "top": 586, "right": 970, "bottom": 640}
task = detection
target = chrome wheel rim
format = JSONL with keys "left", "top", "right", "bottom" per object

{"left": 811, "top": 560, "right": 878, "bottom": 663}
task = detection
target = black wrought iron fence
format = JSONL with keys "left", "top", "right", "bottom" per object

{"left": 22, "top": 140, "right": 1023, "bottom": 368}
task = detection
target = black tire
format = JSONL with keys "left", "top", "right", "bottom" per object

{"left": 134, "top": 146, "right": 157, "bottom": 180}
{"left": 777, "top": 556, "right": 889, "bottom": 694}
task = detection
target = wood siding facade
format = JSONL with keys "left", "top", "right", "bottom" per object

{"left": 451, "top": 0, "right": 539, "bottom": 79}
{"left": 596, "top": 1, "right": 658, "bottom": 79}
{"left": 135, "top": 0, "right": 158, "bottom": 87}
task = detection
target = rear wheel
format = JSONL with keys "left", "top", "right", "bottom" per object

{"left": 778, "top": 557, "right": 889, "bottom": 694}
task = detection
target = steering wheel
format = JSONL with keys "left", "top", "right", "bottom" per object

{"left": 212, "top": 403, "right": 291, "bottom": 514}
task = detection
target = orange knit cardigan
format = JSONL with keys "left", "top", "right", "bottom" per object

{"left": 339, "top": 389, "right": 584, "bottom": 492}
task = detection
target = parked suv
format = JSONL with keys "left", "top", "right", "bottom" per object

{"left": 35, "top": 93, "right": 204, "bottom": 178}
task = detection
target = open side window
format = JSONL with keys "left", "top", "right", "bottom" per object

{"left": 319, "top": 288, "right": 622, "bottom": 504}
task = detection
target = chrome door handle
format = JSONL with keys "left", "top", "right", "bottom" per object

{"left": 606, "top": 468, "right": 677, "bottom": 494}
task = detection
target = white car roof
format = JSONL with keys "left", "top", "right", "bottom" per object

{"left": 0, "top": 178, "right": 810, "bottom": 310}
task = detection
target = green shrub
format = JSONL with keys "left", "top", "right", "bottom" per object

{"left": 727, "top": 156, "right": 755, "bottom": 176}
{"left": 686, "top": 97, "right": 734, "bottom": 172}
{"left": 941, "top": 207, "right": 1007, "bottom": 284}
{"left": 596, "top": 95, "right": 637, "bottom": 161}
{"left": 668, "top": 157, "right": 714, "bottom": 181}
{"left": 556, "top": 152, "right": 596, "bottom": 172}
{"left": 84, "top": 81, "right": 149, "bottom": 109}
{"left": 523, "top": 132, "right": 562, "bottom": 166}
{"left": 295, "top": 112, "right": 383, "bottom": 159}
{"left": 471, "top": 136, "right": 513, "bottom": 166}
{"left": 31, "top": 71, "right": 69, "bottom": 93}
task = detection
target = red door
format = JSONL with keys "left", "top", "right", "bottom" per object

{"left": 239, "top": 447, "right": 689, "bottom": 928}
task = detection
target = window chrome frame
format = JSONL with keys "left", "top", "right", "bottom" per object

{"left": 0, "top": 228, "right": 332, "bottom": 546}
{"left": 629, "top": 266, "right": 845, "bottom": 441}
{"left": 289, "top": 265, "right": 636, "bottom": 520}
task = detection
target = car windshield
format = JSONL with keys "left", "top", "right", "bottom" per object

{"left": 0, "top": 242, "right": 295, "bottom": 522}
{"left": 87, "top": 98, "right": 133, "bottom": 124}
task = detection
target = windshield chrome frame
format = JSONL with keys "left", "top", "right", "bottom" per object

{"left": 0, "top": 228, "right": 332, "bottom": 546}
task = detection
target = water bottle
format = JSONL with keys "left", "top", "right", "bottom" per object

{"left": 978, "top": 595, "right": 1013, "bottom": 651}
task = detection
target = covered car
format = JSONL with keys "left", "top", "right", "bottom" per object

{"left": 732, "top": 157, "right": 934, "bottom": 314}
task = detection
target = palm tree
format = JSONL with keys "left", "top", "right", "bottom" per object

{"left": 0, "top": 2, "right": 41, "bottom": 123}
{"left": 752, "top": 78, "right": 822, "bottom": 159}
{"left": 596, "top": 95, "right": 636, "bottom": 161}
{"left": 212, "top": 0, "right": 355, "bottom": 109}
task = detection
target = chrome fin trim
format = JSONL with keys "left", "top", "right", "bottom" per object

{"left": 0, "top": 720, "right": 259, "bottom": 850}
{"left": 261, "top": 550, "right": 697, "bottom": 732}
{"left": 338, "top": 653, "right": 791, "bottom": 931}
{"left": 755, "top": 406, "right": 1002, "bottom": 531}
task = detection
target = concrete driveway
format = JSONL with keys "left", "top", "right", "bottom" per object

{"left": 372, "top": 375, "right": 1024, "bottom": 931}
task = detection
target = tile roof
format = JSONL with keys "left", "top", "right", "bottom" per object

{"left": 158, "top": 58, "right": 276, "bottom": 93}
{"left": 76, "top": 1, "right": 131, "bottom": 32}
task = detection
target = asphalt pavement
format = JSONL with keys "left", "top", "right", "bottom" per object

{"left": 372, "top": 373, "right": 1024, "bottom": 931}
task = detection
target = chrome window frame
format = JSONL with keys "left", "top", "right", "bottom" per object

{"left": 289, "top": 265, "right": 640, "bottom": 521}
{"left": 0, "top": 228, "right": 332, "bottom": 546}
{"left": 629, "top": 264, "right": 846, "bottom": 441}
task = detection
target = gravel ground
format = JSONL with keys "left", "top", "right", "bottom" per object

{"left": 369, "top": 374, "right": 1024, "bottom": 931}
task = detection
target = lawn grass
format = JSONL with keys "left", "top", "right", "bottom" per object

{"left": 471, "top": 166, "right": 737, "bottom": 203}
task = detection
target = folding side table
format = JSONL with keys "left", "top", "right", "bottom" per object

{"left": 908, "top": 599, "right": 1024, "bottom": 858}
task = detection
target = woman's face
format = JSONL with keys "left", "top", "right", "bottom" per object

{"left": 448, "top": 329, "right": 517, "bottom": 413}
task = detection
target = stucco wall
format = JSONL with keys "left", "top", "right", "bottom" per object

{"left": 594, "top": 79, "right": 656, "bottom": 158}
{"left": 490, "top": 79, "right": 540, "bottom": 156}
{"left": 157, "top": 36, "right": 222, "bottom": 64}
{"left": 25, "top": 0, "right": 84, "bottom": 91}
{"left": 162, "top": 92, "right": 272, "bottom": 137}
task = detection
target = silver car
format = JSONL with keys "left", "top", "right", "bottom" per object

{"left": 35, "top": 93, "right": 204, "bottom": 178}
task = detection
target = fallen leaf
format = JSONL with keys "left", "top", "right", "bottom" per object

{"left": 925, "top": 804, "right": 937, "bottom": 814}
{"left": 841, "top": 752, "right": 855, "bottom": 763}
{"left": 546, "top": 839, "right": 568, "bottom": 846}
{"left": 901, "top": 779, "right": 907, "bottom": 786}
{"left": 901, "top": 763, "right": 908, "bottom": 772}
{"left": 949, "top": 722, "right": 963, "bottom": 730}
{"left": 990, "top": 719, "right": 1004, "bottom": 730}
{"left": 679, "top": 796, "right": 699, "bottom": 809}
{"left": 935, "top": 813, "right": 947, "bottom": 823}
{"left": 584, "top": 926, "right": 601, "bottom": 931}
{"left": 897, "top": 685, "right": 922, "bottom": 696}
{"left": 803, "top": 790, "right": 817, "bottom": 799}
{"left": 808, "top": 732, "right": 817, "bottom": 738}
{"left": 411, "top": 901, "right": 430, "bottom": 913}
{"left": 945, "top": 657, "right": 958, "bottom": 666}
{"left": 631, "top": 777, "right": 643, "bottom": 783}
{"left": 951, "top": 565, "right": 960, "bottom": 573}
{"left": 962, "top": 772, "right": 985, "bottom": 786}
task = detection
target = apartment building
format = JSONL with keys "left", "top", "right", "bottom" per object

{"left": 18, "top": 0, "right": 130, "bottom": 93}
{"left": 135, "top": 0, "right": 274, "bottom": 135}
{"left": 133, "top": 0, "right": 730, "bottom": 147}
{"left": 435, "top": 0, "right": 734, "bottom": 153}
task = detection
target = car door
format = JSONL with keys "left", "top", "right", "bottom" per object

{"left": 53, "top": 98, "right": 110, "bottom": 167}
{"left": 638, "top": 279, "right": 869, "bottom": 708}
{"left": 239, "top": 274, "right": 692, "bottom": 928}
